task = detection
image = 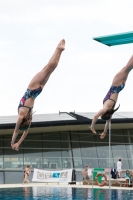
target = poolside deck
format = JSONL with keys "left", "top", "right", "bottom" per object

{"left": 0, "top": 182, "right": 133, "bottom": 190}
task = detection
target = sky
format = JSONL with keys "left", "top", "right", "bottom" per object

{"left": 0, "top": 0, "right": 133, "bottom": 116}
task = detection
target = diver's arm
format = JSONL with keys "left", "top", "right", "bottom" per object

{"left": 103, "top": 119, "right": 110, "bottom": 134}
{"left": 11, "top": 129, "right": 29, "bottom": 151}
{"left": 17, "top": 129, "right": 29, "bottom": 146}
{"left": 11, "top": 116, "right": 23, "bottom": 144}
{"left": 100, "top": 119, "right": 111, "bottom": 139}
{"left": 90, "top": 109, "right": 105, "bottom": 134}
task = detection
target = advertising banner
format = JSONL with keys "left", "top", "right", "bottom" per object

{"left": 32, "top": 168, "right": 72, "bottom": 182}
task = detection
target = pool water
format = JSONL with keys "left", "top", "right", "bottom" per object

{"left": 0, "top": 187, "right": 133, "bottom": 200}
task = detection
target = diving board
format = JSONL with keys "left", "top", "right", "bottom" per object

{"left": 93, "top": 31, "right": 133, "bottom": 46}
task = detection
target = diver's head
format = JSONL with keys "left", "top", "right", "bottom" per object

{"left": 19, "top": 116, "right": 32, "bottom": 130}
{"left": 101, "top": 104, "right": 120, "bottom": 120}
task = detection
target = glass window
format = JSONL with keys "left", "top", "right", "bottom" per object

{"left": 73, "top": 158, "right": 83, "bottom": 168}
{"left": 97, "top": 148, "right": 113, "bottom": 159}
{"left": 23, "top": 149, "right": 42, "bottom": 169}
{"left": 127, "top": 151, "right": 133, "bottom": 160}
{"left": 4, "top": 157, "right": 23, "bottom": 169}
{"left": 43, "top": 141, "right": 61, "bottom": 148}
{"left": 125, "top": 144, "right": 132, "bottom": 151}
{"left": 23, "top": 141, "right": 42, "bottom": 148}
{"left": 128, "top": 160, "right": 133, "bottom": 169}
{"left": 0, "top": 135, "right": 3, "bottom": 139}
{"left": 111, "top": 136, "right": 125, "bottom": 143}
{"left": 43, "top": 149, "right": 61, "bottom": 157}
{"left": 111, "top": 129, "right": 124, "bottom": 136}
{"left": 70, "top": 133, "right": 79, "bottom": 141}
{"left": 62, "top": 149, "right": 72, "bottom": 157}
{"left": 0, "top": 140, "right": 3, "bottom": 147}
{"left": 4, "top": 149, "right": 23, "bottom": 169}
{"left": 4, "top": 149, "right": 23, "bottom": 157}
{"left": 71, "top": 142, "right": 81, "bottom": 157}
{"left": 105, "top": 159, "right": 115, "bottom": 169}
{"left": 43, "top": 158, "right": 62, "bottom": 169}
{"left": 96, "top": 143, "right": 110, "bottom": 148}
{"left": 0, "top": 157, "right": 3, "bottom": 168}
{"left": 62, "top": 158, "right": 73, "bottom": 169}
{"left": 33, "top": 157, "right": 44, "bottom": 169}
{"left": 24, "top": 149, "right": 42, "bottom": 157}
{"left": 79, "top": 133, "right": 95, "bottom": 142}
{"left": 98, "top": 159, "right": 110, "bottom": 168}
{"left": 60, "top": 133, "right": 69, "bottom": 140}
{"left": 4, "top": 135, "right": 11, "bottom": 139}
{"left": 25, "top": 133, "right": 42, "bottom": 140}
{"left": 128, "top": 130, "right": 133, "bottom": 136}
{"left": 23, "top": 157, "right": 37, "bottom": 169}
{"left": 42, "top": 133, "right": 60, "bottom": 140}
{"left": 123, "top": 132, "right": 130, "bottom": 143}
{"left": 0, "top": 149, "right": 3, "bottom": 157}
{"left": 129, "top": 137, "right": 133, "bottom": 143}
{"left": 82, "top": 159, "right": 98, "bottom": 168}
{"left": 80, "top": 143, "right": 97, "bottom": 158}
{"left": 112, "top": 150, "right": 128, "bottom": 159}
{"left": 61, "top": 142, "right": 70, "bottom": 148}
{"left": 111, "top": 144, "right": 126, "bottom": 150}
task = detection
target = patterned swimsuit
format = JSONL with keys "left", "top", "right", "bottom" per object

{"left": 18, "top": 86, "right": 42, "bottom": 110}
{"left": 103, "top": 83, "right": 125, "bottom": 104}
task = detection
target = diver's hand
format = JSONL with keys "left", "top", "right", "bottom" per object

{"left": 99, "top": 132, "right": 106, "bottom": 139}
{"left": 90, "top": 126, "right": 97, "bottom": 134}
{"left": 11, "top": 142, "right": 19, "bottom": 151}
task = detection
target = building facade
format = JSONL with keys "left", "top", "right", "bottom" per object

{"left": 0, "top": 112, "right": 133, "bottom": 183}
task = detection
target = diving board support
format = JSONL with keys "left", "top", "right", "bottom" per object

{"left": 109, "top": 120, "right": 111, "bottom": 192}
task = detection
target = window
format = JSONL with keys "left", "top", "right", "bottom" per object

{"left": 70, "top": 133, "right": 79, "bottom": 141}
{"left": 111, "top": 144, "right": 126, "bottom": 150}
{"left": 62, "top": 149, "right": 72, "bottom": 157}
{"left": 73, "top": 158, "right": 83, "bottom": 168}
{"left": 23, "top": 149, "right": 42, "bottom": 169}
{"left": 0, "top": 157, "right": 3, "bottom": 168}
{"left": 43, "top": 158, "right": 62, "bottom": 169}
{"left": 62, "top": 158, "right": 72, "bottom": 169}
{"left": 4, "top": 149, "right": 23, "bottom": 169}
{"left": 43, "top": 149, "right": 61, "bottom": 157}
{"left": 61, "top": 142, "right": 70, "bottom": 148}
{"left": 82, "top": 159, "right": 98, "bottom": 168}
{"left": 112, "top": 150, "right": 128, "bottom": 159}
{"left": 23, "top": 141, "right": 42, "bottom": 148}
{"left": 0, "top": 140, "right": 3, "bottom": 147}
{"left": 43, "top": 141, "right": 61, "bottom": 148}
{"left": 42, "top": 133, "right": 60, "bottom": 140}
{"left": 80, "top": 143, "right": 97, "bottom": 158}
{"left": 71, "top": 142, "right": 81, "bottom": 157}
{"left": 60, "top": 133, "right": 69, "bottom": 140}
{"left": 79, "top": 133, "right": 95, "bottom": 142}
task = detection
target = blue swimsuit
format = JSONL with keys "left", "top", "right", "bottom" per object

{"left": 103, "top": 83, "right": 125, "bottom": 104}
{"left": 18, "top": 86, "right": 42, "bottom": 110}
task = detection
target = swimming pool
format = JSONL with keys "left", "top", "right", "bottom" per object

{"left": 0, "top": 186, "right": 132, "bottom": 200}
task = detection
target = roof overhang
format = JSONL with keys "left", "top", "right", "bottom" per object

{"left": 0, "top": 111, "right": 133, "bottom": 135}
